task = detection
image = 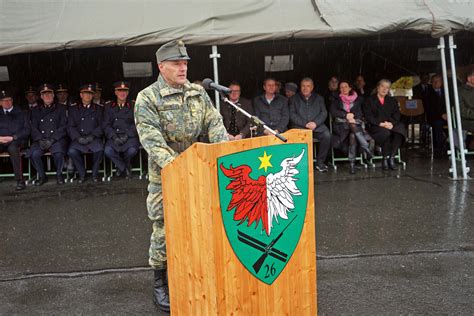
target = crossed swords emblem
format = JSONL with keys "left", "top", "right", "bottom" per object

{"left": 237, "top": 215, "right": 297, "bottom": 273}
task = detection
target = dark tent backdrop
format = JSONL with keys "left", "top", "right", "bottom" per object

{"left": 0, "top": 31, "right": 473, "bottom": 104}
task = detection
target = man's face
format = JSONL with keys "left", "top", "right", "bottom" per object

{"left": 41, "top": 92, "right": 54, "bottom": 105}
{"left": 57, "top": 91, "right": 69, "bottom": 103}
{"left": 300, "top": 80, "right": 314, "bottom": 97}
{"left": 80, "top": 92, "right": 94, "bottom": 104}
{"left": 263, "top": 80, "right": 277, "bottom": 95}
{"left": 26, "top": 92, "right": 37, "bottom": 104}
{"left": 432, "top": 77, "right": 443, "bottom": 90}
{"left": 467, "top": 74, "right": 474, "bottom": 86}
{"left": 159, "top": 60, "right": 188, "bottom": 87}
{"left": 1, "top": 97, "right": 13, "bottom": 109}
{"left": 228, "top": 84, "right": 241, "bottom": 101}
{"left": 355, "top": 76, "right": 365, "bottom": 88}
{"left": 421, "top": 74, "right": 430, "bottom": 84}
{"left": 285, "top": 90, "right": 296, "bottom": 98}
{"left": 115, "top": 90, "right": 129, "bottom": 102}
{"left": 94, "top": 90, "right": 102, "bottom": 100}
{"left": 328, "top": 77, "right": 338, "bottom": 91}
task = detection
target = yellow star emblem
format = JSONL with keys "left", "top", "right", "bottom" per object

{"left": 258, "top": 151, "right": 273, "bottom": 172}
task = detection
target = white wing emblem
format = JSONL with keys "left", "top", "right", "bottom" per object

{"left": 265, "top": 149, "right": 304, "bottom": 234}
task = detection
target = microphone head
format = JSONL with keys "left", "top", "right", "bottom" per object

{"left": 202, "top": 78, "right": 214, "bottom": 90}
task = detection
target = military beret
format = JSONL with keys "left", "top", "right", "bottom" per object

{"left": 56, "top": 84, "right": 68, "bottom": 92}
{"left": 79, "top": 84, "right": 95, "bottom": 93}
{"left": 25, "top": 86, "right": 37, "bottom": 94}
{"left": 284, "top": 82, "right": 298, "bottom": 93}
{"left": 113, "top": 81, "right": 130, "bottom": 90}
{"left": 156, "top": 40, "right": 191, "bottom": 63}
{"left": 39, "top": 83, "right": 55, "bottom": 94}
{"left": 0, "top": 89, "right": 13, "bottom": 99}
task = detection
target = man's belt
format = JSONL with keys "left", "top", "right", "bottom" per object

{"left": 167, "top": 139, "right": 196, "bottom": 153}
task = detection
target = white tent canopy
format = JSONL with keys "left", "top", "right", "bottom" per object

{"left": 0, "top": 0, "right": 473, "bottom": 56}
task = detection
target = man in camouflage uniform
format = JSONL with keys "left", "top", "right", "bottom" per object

{"left": 134, "top": 40, "right": 228, "bottom": 312}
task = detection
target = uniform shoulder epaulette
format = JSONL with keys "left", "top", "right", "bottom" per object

{"left": 105, "top": 100, "right": 112, "bottom": 106}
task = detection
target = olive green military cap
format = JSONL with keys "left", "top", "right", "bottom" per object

{"left": 155, "top": 40, "right": 191, "bottom": 63}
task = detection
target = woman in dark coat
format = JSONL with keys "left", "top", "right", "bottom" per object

{"left": 363, "top": 79, "right": 406, "bottom": 170}
{"left": 330, "top": 80, "right": 373, "bottom": 174}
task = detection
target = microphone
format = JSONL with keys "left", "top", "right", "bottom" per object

{"left": 202, "top": 78, "right": 232, "bottom": 94}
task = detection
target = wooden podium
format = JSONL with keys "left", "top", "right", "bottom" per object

{"left": 161, "top": 129, "right": 317, "bottom": 315}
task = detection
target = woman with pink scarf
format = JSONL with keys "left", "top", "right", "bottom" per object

{"left": 330, "top": 79, "right": 373, "bottom": 174}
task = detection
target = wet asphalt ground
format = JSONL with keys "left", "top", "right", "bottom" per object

{"left": 1, "top": 149, "right": 473, "bottom": 314}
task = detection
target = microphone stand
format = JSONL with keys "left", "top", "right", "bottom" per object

{"left": 219, "top": 91, "right": 287, "bottom": 143}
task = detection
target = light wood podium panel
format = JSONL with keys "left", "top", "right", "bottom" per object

{"left": 161, "top": 129, "right": 317, "bottom": 315}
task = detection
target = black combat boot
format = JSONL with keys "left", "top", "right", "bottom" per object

{"left": 153, "top": 269, "right": 170, "bottom": 312}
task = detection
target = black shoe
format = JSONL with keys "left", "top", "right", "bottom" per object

{"left": 56, "top": 176, "right": 65, "bottom": 185}
{"left": 363, "top": 148, "right": 374, "bottom": 160}
{"left": 92, "top": 177, "right": 100, "bottom": 183}
{"left": 16, "top": 180, "right": 26, "bottom": 191}
{"left": 35, "top": 177, "right": 48, "bottom": 186}
{"left": 382, "top": 158, "right": 389, "bottom": 171}
{"left": 77, "top": 177, "right": 86, "bottom": 184}
{"left": 349, "top": 162, "right": 356, "bottom": 174}
{"left": 125, "top": 168, "right": 132, "bottom": 179}
{"left": 116, "top": 169, "right": 123, "bottom": 177}
{"left": 153, "top": 269, "right": 170, "bottom": 312}
{"left": 388, "top": 157, "right": 397, "bottom": 170}
{"left": 315, "top": 162, "right": 328, "bottom": 172}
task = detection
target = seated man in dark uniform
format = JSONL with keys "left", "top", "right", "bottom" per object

{"left": 29, "top": 84, "right": 68, "bottom": 185}
{"left": 67, "top": 84, "right": 104, "bottom": 183}
{"left": 103, "top": 81, "right": 139, "bottom": 178}
{"left": 24, "top": 86, "right": 39, "bottom": 111}
{"left": 0, "top": 90, "right": 31, "bottom": 190}
{"left": 253, "top": 77, "right": 289, "bottom": 136}
{"left": 56, "top": 84, "right": 71, "bottom": 107}
{"left": 220, "top": 81, "right": 254, "bottom": 140}
{"left": 289, "top": 77, "right": 331, "bottom": 172}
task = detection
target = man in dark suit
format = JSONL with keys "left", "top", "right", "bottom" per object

{"left": 220, "top": 81, "right": 254, "bottom": 140}
{"left": 253, "top": 78, "right": 289, "bottom": 137}
{"left": 0, "top": 90, "right": 31, "bottom": 190}
{"left": 103, "top": 81, "right": 139, "bottom": 178}
{"left": 29, "top": 84, "right": 68, "bottom": 185}
{"left": 67, "top": 84, "right": 104, "bottom": 183}
{"left": 289, "top": 77, "right": 331, "bottom": 172}
{"left": 426, "top": 74, "right": 448, "bottom": 155}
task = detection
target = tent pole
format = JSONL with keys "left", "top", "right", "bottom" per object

{"left": 448, "top": 35, "right": 469, "bottom": 179}
{"left": 210, "top": 45, "right": 221, "bottom": 111}
{"left": 438, "top": 36, "right": 457, "bottom": 179}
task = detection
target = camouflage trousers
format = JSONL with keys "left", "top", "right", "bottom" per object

{"left": 146, "top": 182, "right": 167, "bottom": 270}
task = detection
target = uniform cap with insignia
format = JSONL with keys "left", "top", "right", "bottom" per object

{"left": 56, "top": 84, "right": 68, "bottom": 92}
{"left": 0, "top": 89, "right": 13, "bottom": 99}
{"left": 113, "top": 81, "right": 130, "bottom": 91}
{"left": 94, "top": 82, "right": 102, "bottom": 91}
{"left": 25, "top": 86, "right": 37, "bottom": 94}
{"left": 39, "top": 83, "right": 55, "bottom": 94}
{"left": 156, "top": 40, "right": 191, "bottom": 63}
{"left": 79, "top": 84, "right": 95, "bottom": 94}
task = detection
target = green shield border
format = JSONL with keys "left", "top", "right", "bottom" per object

{"left": 217, "top": 143, "right": 309, "bottom": 285}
